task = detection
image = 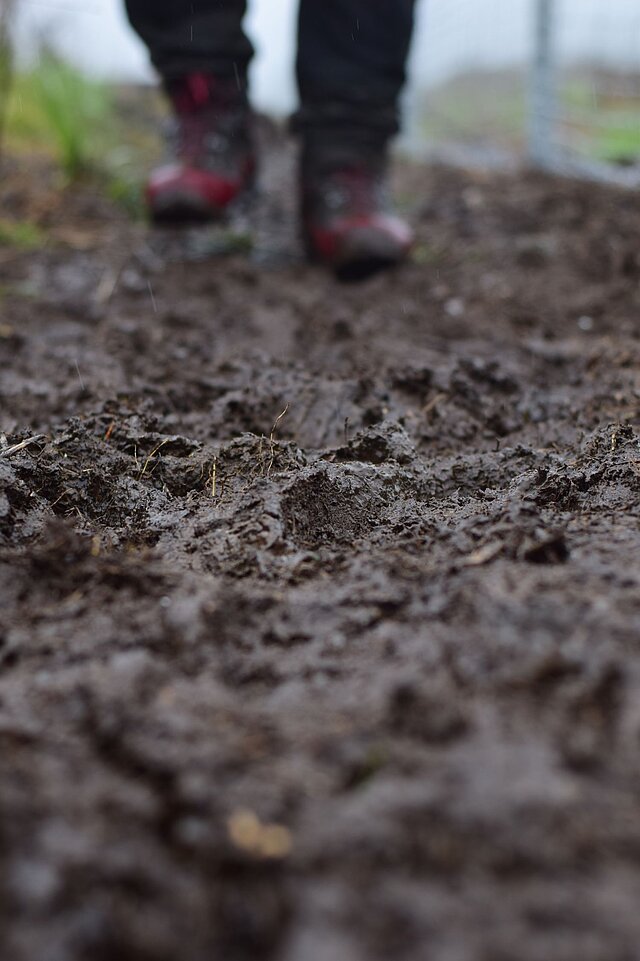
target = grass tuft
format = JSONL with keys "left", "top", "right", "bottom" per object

{"left": 4, "top": 56, "right": 155, "bottom": 219}
{"left": 8, "top": 53, "right": 112, "bottom": 179}
{"left": 0, "top": 218, "right": 44, "bottom": 249}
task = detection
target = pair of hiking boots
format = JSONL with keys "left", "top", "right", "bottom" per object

{"left": 146, "top": 74, "right": 414, "bottom": 281}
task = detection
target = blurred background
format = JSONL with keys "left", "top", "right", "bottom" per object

{"left": 5, "top": 0, "right": 640, "bottom": 190}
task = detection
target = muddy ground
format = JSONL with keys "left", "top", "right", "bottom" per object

{"left": 2, "top": 131, "right": 640, "bottom": 961}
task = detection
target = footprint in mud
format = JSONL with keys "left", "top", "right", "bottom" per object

{"left": 282, "top": 464, "right": 391, "bottom": 547}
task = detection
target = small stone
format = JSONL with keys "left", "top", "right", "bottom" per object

{"left": 445, "top": 297, "right": 465, "bottom": 318}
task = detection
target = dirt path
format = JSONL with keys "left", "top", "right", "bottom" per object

{"left": 2, "top": 144, "right": 640, "bottom": 961}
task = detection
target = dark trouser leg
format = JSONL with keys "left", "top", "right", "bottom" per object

{"left": 295, "top": 0, "right": 416, "bottom": 156}
{"left": 123, "top": 0, "right": 253, "bottom": 86}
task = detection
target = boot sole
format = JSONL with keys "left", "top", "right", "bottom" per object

{"left": 149, "top": 190, "right": 225, "bottom": 227}
{"left": 305, "top": 228, "right": 408, "bottom": 283}
{"left": 334, "top": 254, "right": 400, "bottom": 283}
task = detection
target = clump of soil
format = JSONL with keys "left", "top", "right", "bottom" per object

{"left": 2, "top": 138, "right": 640, "bottom": 961}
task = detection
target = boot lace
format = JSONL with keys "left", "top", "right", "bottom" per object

{"left": 165, "top": 74, "right": 246, "bottom": 167}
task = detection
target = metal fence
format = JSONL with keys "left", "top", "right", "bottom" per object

{"left": 530, "top": 0, "right": 640, "bottom": 186}
{"left": 413, "top": 0, "right": 640, "bottom": 186}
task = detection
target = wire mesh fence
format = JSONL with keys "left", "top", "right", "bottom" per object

{"left": 411, "top": 0, "right": 640, "bottom": 186}
{"left": 531, "top": 0, "right": 640, "bottom": 186}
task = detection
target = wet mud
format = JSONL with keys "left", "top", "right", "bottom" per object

{"left": 2, "top": 143, "right": 640, "bottom": 960}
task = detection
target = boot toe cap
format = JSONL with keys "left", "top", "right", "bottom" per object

{"left": 146, "top": 164, "right": 244, "bottom": 224}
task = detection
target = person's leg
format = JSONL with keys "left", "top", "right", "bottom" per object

{"left": 123, "top": 0, "right": 256, "bottom": 224}
{"left": 124, "top": 0, "right": 252, "bottom": 88}
{"left": 296, "top": 0, "right": 416, "bottom": 154}
{"left": 295, "top": 0, "right": 417, "bottom": 280}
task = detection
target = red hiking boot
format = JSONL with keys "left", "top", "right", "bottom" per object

{"left": 146, "top": 73, "right": 256, "bottom": 225}
{"left": 301, "top": 157, "right": 414, "bottom": 281}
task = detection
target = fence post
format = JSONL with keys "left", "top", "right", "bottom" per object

{"left": 529, "top": 0, "right": 557, "bottom": 168}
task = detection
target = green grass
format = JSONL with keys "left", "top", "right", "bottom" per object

{"left": 7, "top": 54, "right": 113, "bottom": 178}
{"left": 418, "top": 69, "right": 640, "bottom": 165}
{"left": 560, "top": 79, "right": 640, "bottom": 161}
{"left": 0, "top": 218, "right": 44, "bottom": 249}
{"left": 418, "top": 70, "right": 528, "bottom": 151}
{"left": 593, "top": 121, "right": 640, "bottom": 162}
{"left": 4, "top": 55, "right": 157, "bottom": 220}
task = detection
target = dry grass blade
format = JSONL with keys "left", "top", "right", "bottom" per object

{"left": 0, "top": 434, "right": 46, "bottom": 458}
{"left": 267, "top": 404, "right": 289, "bottom": 477}
{"left": 139, "top": 438, "right": 170, "bottom": 478}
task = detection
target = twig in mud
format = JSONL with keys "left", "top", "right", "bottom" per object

{"left": 421, "top": 392, "right": 447, "bottom": 417}
{"left": 460, "top": 542, "right": 504, "bottom": 568}
{"left": 94, "top": 249, "right": 138, "bottom": 307}
{"left": 147, "top": 280, "right": 158, "bottom": 314}
{"left": 210, "top": 458, "right": 217, "bottom": 497}
{"left": 94, "top": 264, "right": 122, "bottom": 306}
{"left": 267, "top": 404, "right": 289, "bottom": 477}
{"left": 74, "top": 359, "right": 85, "bottom": 392}
{"left": 49, "top": 488, "right": 72, "bottom": 510}
{"left": 139, "top": 438, "right": 170, "bottom": 478}
{"left": 0, "top": 434, "right": 46, "bottom": 458}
